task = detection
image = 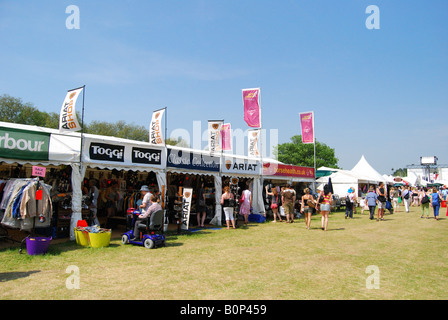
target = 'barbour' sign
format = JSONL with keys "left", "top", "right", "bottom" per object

{"left": 0, "top": 127, "right": 50, "bottom": 160}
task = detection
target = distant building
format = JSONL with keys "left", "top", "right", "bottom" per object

{"left": 407, "top": 163, "right": 448, "bottom": 185}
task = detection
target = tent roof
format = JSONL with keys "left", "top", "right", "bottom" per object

{"left": 316, "top": 169, "right": 359, "bottom": 184}
{"left": 350, "top": 155, "right": 385, "bottom": 184}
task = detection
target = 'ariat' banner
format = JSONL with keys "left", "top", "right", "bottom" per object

{"left": 149, "top": 108, "right": 165, "bottom": 145}
{"left": 248, "top": 129, "right": 260, "bottom": 158}
{"left": 208, "top": 120, "right": 223, "bottom": 154}
{"left": 59, "top": 87, "right": 83, "bottom": 132}
{"left": 181, "top": 188, "right": 193, "bottom": 231}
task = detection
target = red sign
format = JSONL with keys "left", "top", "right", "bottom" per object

{"left": 263, "top": 162, "right": 315, "bottom": 178}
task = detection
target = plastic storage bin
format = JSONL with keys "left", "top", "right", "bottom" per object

{"left": 26, "top": 236, "right": 52, "bottom": 255}
{"left": 75, "top": 229, "right": 89, "bottom": 246}
{"left": 88, "top": 231, "right": 111, "bottom": 248}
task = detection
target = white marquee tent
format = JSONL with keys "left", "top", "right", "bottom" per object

{"left": 317, "top": 155, "right": 386, "bottom": 198}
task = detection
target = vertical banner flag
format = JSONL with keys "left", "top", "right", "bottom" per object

{"left": 59, "top": 87, "right": 83, "bottom": 132}
{"left": 248, "top": 129, "right": 260, "bottom": 158}
{"left": 221, "top": 123, "right": 232, "bottom": 151}
{"left": 242, "top": 88, "right": 261, "bottom": 128}
{"left": 149, "top": 108, "right": 165, "bottom": 145}
{"left": 299, "top": 111, "right": 315, "bottom": 144}
{"left": 181, "top": 188, "right": 193, "bottom": 231}
{"left": 208, "top": 120, "right": 223, "bottom": 153}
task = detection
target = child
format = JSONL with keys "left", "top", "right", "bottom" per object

{"left": 359, "top": 197, "right": 367, "bottom": 215}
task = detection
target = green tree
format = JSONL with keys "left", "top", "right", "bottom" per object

{"left": 392, "top": 168, "right": 407, "bottom": 177}
{"left": 85, "top": 120, "right": 148, "bottom": 141}
{"left": 274, "top": 135, "right": 340, "bottom": 168}
{"left": 0, "top": 94, "right": 57, "bottom": 128}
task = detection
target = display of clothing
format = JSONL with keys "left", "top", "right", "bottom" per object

{"left": 0, "top": 178, "right": 53, "bottom": 231}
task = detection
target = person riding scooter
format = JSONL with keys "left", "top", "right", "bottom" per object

{"left": 132, "top": 193, "right": 162, "bottom": 241}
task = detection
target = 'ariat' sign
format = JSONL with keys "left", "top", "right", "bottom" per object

{"left": 0, "top": 127, "right": 50, "bottom": 160}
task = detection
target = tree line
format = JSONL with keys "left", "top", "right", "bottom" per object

{"left": 1, "top": 93, "right": 343, "bottom": 169}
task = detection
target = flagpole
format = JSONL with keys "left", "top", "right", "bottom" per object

{"left": 164, "top": 106, "right": 167, "bottom": 145}
{"left": 313, "top": 112, "right": 317, "bottom": 193}
{"left": 79, "top": 85, "right": 86, "bottom": 165}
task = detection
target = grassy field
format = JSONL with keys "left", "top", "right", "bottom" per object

{"left": 1, "top": 204, "right": 447, "bottom": 300}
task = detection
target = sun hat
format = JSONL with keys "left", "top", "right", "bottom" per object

{"left": 140, "top": 185, "right": 150, "bottom": 192}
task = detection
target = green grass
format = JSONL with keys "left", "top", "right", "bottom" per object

{"left": 1, "top": 205, "right": 447, "bottom": 300}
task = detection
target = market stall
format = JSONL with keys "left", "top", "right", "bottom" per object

{"left": 221, "top": 154, "right": 264, "bottom": 219}
{"left": 263, "top": 161, "right": 315, "bottom": 215}
{"left": 0, "top": 121, "right": 81, "bottom": 239}
{"left": 79, "top": 134, "right": 167, "bottom": 238}
{"left": 166, "top": 146, "right": 221, "bottom": 228}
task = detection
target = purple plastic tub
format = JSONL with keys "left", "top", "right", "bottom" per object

{"left": 26, "top": 236, "right": 52, "bottom": 255}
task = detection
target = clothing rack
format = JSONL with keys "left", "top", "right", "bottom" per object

{"left": 0, "top": 178, "right": 53, "bottom": 248}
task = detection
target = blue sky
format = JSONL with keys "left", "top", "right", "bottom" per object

{"left": 1, "top": 0, "right": 447, "bottom": 174}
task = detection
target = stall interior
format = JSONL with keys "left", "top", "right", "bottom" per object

{"left": 166, "top": 172, "right": 215, "bottom": 228}
{"left": 221, "top": 176, "right": 253, "bottom": 223}
{"left": 83, "top": 168, "right": 160, "bottom": 229}
{"left": 263, "top": 179, "right": 312, "bottom": 219}
{"left": 0, "top": 162, "right": 74, "bottom": 239}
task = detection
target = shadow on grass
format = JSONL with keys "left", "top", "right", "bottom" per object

{"left": 0, "top": 270, "right": 40, "bottom": 282}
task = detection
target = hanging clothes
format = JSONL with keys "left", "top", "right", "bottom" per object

{"left": 1, "top": 178, "right": 53, "bottom": 231}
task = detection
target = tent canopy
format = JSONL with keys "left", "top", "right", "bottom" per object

{"left": 350, "top": 155, "right": 385, "bottom": 184}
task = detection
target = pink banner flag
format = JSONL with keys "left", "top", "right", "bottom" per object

{"left": 221, "top": 123, "right": 232, "bottom": 151}
{"left": 242, "top": 88, "right": 261, "bottom": 128}
{"left": 300, "top": 112, "right": 315, "bottom": 144}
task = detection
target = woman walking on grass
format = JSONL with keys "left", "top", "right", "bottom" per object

{"left": 376, "top": 182, "right": 387, "bottom": 221}
{"left": 266, "top": 185, "right": 282, "bottom": 223}
{"left": 365, "top": 186, "right": 378, "bottom": 220}
{"left": 316, "top": 184, "right": 332, "bottom": 231}
{"left": 221, "top": 186, "right": 235, "bottom": 229}
{"left": 239, "top": 183, "right": 252, "bottom": 227}
{"left": 301, "top": 188, "right": 314, "bottom": 230}
{"left": 420, "top": 187, "right": 430, "bottom": 219}
{"left": 430, "top": 187, "right": 441, "bottom": 221}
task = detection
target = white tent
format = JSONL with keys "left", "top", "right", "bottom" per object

{"left": 350, "top": 155, "right": 385, "bottom": 184}
{"left": 316, "top": 170, "right": 360, "bottom": 197}
{"left": 317, "top": 156, "right": 387, "bottom": 198}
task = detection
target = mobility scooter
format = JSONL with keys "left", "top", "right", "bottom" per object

{"left": 121, "top": 208, "right": 166, "bottom": 249}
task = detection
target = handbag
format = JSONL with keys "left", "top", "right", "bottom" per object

{"left": 239, "top": 192, "right": 246, "bottom": 204}
{"left": 271, "top": 195, "right": 279, "bottom": 209}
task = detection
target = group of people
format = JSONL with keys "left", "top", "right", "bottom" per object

{"left": 265, "top": 184, "right": 331, "bottom": 231}
{"left": 117, "top": 181, "right": 446, "bottom": 237}
{"left": 220, "top": 183, "right": 253, "bottom": 229}
{"left": 268, "top": 182, "right": 447, "bottom": 231}
{"left": 354, "top": 184, "right": 446, "bottom": 221}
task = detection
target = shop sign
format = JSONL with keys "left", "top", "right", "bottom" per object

{"left": 180, "top": 188, "right": 193, "bottom": 231}
{"left": 167, "top": 148, "right": 220, "bottom": 172}
{"left": 89, "top": 142, "right": 124, "bottom": 162}
{"left": 263, "top": 162, "right": 315, "bottom": 179}
{"left": 0, "top": 126, "right": 50, "bottom": 161}
{"left": 222, "top": 157, "right": 261, "bottom": 176}
{"left": 131, "top": 147, "right": 162, "bottom": 165}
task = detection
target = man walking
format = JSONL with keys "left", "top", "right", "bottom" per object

{"left": 282, "top": 184, "right": 296, "bottom": 223}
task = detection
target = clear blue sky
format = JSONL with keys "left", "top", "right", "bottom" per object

{"left": 1, "top": 0, "right": 447, "bottom": 174}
